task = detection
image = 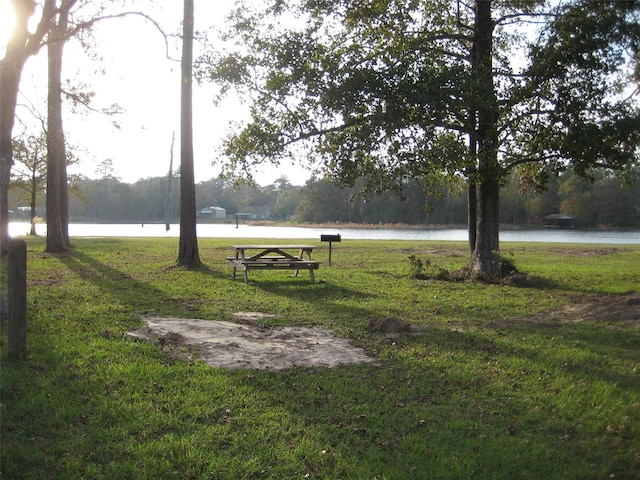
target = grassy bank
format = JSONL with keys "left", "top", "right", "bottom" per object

{"left": 1, "top": 237, "right": 639, "bottom": 479}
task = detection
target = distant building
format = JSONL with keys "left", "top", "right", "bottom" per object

{"left": 542, "top": 213, "right": 575, "bottom": 229}
{"left": 198, "top": 206, "right": 226, "bottom": 219}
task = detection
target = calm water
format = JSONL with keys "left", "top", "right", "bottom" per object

{"left": 9, "top": 222, "right": 640, "bottom": 244}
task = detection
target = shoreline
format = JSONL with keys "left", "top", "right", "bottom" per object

{"left": 8, "top": 218, "right": 640, "bottom": 233}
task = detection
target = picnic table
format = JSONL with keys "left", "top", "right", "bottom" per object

{"left": 227, "top": 245, "right": 320, "bottom": 283}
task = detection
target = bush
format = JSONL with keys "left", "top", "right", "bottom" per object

{"left": 409, "top": 252, "right": 519, "bottom": 283}
{"left": 408, "top": 255, "right": 450, "bottom": 280}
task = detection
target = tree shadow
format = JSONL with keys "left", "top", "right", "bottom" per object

{"left": 235, "top": 320, "right": 640, "bottom": 476}
{"left": 242, "top": 276, "right": 381, "bottom": 326}
{"left": 58, "top": 249, "right": 225, "bottom": 318}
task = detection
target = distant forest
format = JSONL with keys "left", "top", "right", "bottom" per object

{"left": 9, "top": 169, "right": 640, "bottom": 229}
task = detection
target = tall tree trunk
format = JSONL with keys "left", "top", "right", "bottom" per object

{"left": 467, "top": 182, "right": 476, "bottom": 252}
{"left": 29, "top": 174, "right": 37, "bottom": 235}
{"left": 46, "top": 5, "right": 70, "bottom": 252}
{"left": 46, "top": 1, "right": 75, "bottom": 252}
{"left": 467, "top": 132, "right": 478, "bottom": 253}
{"left": 59, "top": 137, "right": 70, "bottom": 246}
{"left": 177, "top": 0, "right": 201, "bottom": 267}
{"left": 166, "top": 131, "right": 175, "bottom": 231}
{"left": 0, "top": 0, "right": 46, "bottom": 256}
{"left": 468, "top": 0, "right": 501, "bottom": 279}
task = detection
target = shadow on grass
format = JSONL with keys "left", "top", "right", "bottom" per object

{"left": 220, "top": 320, "right": 640, "bottom": 478}
{"left": 246, "top": 277, "right": 380, "bottom": 327}
{"left": 390, "top": 323, "right": 640, "bottom": 396}
{"left": 548, "top": 326, "right": 640, "bottom": 391}
{"left": 58, "top": 247, "right": 382, "bottom": 330}
{"left": 58, "top": 248, "right": 226, "bottom": 318}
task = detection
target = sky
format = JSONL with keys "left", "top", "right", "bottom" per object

{"left": 0, "top": 0, "right": 312, "bottom": 186}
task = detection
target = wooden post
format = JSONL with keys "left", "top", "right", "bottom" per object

{"left": 8, "top": 239, "right": 27, "bottom": 360}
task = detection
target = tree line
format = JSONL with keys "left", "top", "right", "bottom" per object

{"left": 10, "top": 168, "right": 640, "bottom": 229}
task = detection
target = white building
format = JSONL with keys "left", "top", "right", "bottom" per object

{"left": 198, "top": 206, "right": 226, "bottom": 219}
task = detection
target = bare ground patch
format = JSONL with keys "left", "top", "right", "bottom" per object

{"left": 488, "top": 292, "right": 640, "bottom": 329}
{"left": 127, "top": 294, "right": 639, "bottom": 370}
{"left": 127, "top": 312, "right": 374, "bottom": 370}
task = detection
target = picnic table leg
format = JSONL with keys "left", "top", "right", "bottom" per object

{"left": 294, "top": 248, "right": 312, "bottom": 278}
{"left": 309, "top": 269, "right": 315, "bottom": 283}
{"left": 232, "top": 250, "right": 241, "bottom": 280}
{"left": 243, "top": 268, "right": 249, "bottom": 283}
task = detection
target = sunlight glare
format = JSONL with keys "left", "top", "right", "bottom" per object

{"left": 0, "top": 1, "right": 16, "bottom": 57}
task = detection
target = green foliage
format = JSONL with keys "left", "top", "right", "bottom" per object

{"left": 518, "top": 0, "right": 640, "bottom": 182}
{"left": 203, "top": 0, "right": 639, "bottom": 195}
{"left": 407, "top": 253, "right": 425, "bottom": 278}
{"left": 408, "top": 254, "right": 450, "bottom": 280}
{"left": 408, "top": 250, "right": 516, "bottom": 283}
{"left": 10, "top": 131, "right": 81, "bottom": 214}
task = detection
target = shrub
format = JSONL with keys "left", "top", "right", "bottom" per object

{"left": 408, "top": 255, "right": 449, "bottom": 280}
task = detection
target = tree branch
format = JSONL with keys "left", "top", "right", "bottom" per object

{"left": 66, "top": 11, "right": 179, "bottom": 62}
{"left": 60, "top": 88, "right": 122, "bottom": 115}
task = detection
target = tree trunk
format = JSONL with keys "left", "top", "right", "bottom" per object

{"left": 29, "top": 176, "right": 37, "bottom": 235}
{"left": 1, "top": 155, "right": 12, "bottom": 254}
{"left": 467, "top": 132, "right": 478, "bottom": 254}
{"left": 166, "top": 131, "right": 175, "bottom": 231}
{"left": 46, "top": 6, "right": 70, "bottom": 253}
{"left": 0, "top": 0, "right": 41, "bottom": 256}
{"left": 469, "top": 175, "right": 500, "bottom": 278}
{"left": 177, "top": 0, "right": 201, "bottom": 267}
{"left": 467, "top": 182, "right": 477, "bottom": 252}
{"left": 59, "top": 146, "right": 70, "bottom": 245}
{"left": 468, "top": 0, "right": 501, "bottom": 279}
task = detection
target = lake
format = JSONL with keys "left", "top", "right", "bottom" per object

{"left": 8, "top": 222, "right": 640, "bottom": 244}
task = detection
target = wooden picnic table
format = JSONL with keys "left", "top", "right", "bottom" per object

{"left": 228, "top": 245, "right": 320, "bottom": 283}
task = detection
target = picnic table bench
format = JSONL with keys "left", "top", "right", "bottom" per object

{"left": 228, "top": 245, "right": 320, "bottom": 283}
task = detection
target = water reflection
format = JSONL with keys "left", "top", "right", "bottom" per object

{"left": 8, "top": 222, "right": 639, "bottom": 244}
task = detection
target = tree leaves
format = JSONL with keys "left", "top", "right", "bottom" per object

{"left": 518, "top": 0, "right": 640, "bottom": 181}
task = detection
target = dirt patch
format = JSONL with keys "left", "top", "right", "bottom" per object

{"left": 128, "top": 294, "right": 639, "bottom": 370}
{"left": 546, "top": 247, "right": 622, "bottom": 258}
{"left": 367, "top": 317, "right": 416, "bottom": 334}
{"left": 488, "top": 292, "right": 640, "bottom": 329}
{"left": 127, "top": 313, "right": 374, "bottom": 370}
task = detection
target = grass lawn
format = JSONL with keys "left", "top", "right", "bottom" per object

{"left": 1, "top": 237, "right": 639, "bottom": 479}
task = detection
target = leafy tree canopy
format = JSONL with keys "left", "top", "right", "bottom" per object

{"left": 515, "top": 0, "right": 640, "bottom": 187}
{"left": 202, "top": 0, "right": 638, "bottom": 193}
{"left": 199, "top": 0, "right": 639, "bottom": 278}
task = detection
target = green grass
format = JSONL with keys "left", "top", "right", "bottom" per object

{"left": 2, "top": 237, "right": 639, "bottom": 479}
